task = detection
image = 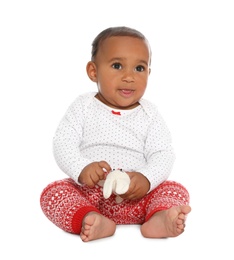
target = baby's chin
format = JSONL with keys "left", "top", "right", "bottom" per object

{"left": 111, "top": 100, "right": 140, "bottom": 110}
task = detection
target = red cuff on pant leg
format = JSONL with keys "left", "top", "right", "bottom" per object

{"left": 72, "top": 206, "right": 100, "bottom": 234}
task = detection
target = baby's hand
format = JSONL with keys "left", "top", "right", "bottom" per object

{"left": 78, "top": 161, "right": 111, "bottom": 188}
{"left": 120, "top": 172, "right": 150, "bottom": 200}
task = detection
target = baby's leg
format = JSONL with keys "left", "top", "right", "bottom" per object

{"left": 80, "top": 212, "right": 116, "bottom": 242}
{"left": 141, "top": 205, "right": 191, "bottom": 238}
{"left": 141, "top": 180, "right": 191, "bottom": 238}
{"left": 40, "top": 178, "right": 100, "bottom": 234}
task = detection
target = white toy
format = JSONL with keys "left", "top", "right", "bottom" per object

{"left": 98, "top": 169, "right": 130, "bottom": 203}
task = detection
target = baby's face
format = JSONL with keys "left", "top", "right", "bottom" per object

{"left": 92, "top": 36, "right": 151, "bottom": 110}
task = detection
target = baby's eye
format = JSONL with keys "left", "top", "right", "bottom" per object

{"left": 112, "top": 63, "right": 122, "bottom": 70}
{"left": 135, "top": 65, "right": 145, "bottom": 72}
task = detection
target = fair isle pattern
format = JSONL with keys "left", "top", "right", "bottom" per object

{"left": 40, "top": 178, "right": 190, "bottom": 234}
{"left": 144, "top": 181, "right": 190, "bottom": 221}
{"left": 40, "top": 179, "right": 92, "bottom": 232}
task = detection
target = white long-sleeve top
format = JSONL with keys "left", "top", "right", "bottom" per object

{"left": 53, "top": 92, "right": 175, "bottom": 192}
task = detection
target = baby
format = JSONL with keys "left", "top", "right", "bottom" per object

{"left": 40, "top": 26, "right": 191, "bottom": 242}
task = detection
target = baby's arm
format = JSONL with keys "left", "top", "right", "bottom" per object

{"left": 53, "top": 97, "right": 94, "bottom": 183}
{"left": 136, "top": 110, "right": 175, "bottom": 192}
{"left": 78, "top": 161, "right": 111, "bottom": 188}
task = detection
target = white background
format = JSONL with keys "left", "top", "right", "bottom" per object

{"left": 0, "top": 0, "right": 233, "bottom": 259}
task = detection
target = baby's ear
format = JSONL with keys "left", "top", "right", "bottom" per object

{"left": 86, "top": 61, "right": 97, "bottom": 82}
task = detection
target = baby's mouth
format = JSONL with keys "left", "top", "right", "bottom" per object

{"left": 122, "top": 89, "right": 132, "bottom": 93}
{"left": 119, "top": 89, "right": 134, "bottom": 97}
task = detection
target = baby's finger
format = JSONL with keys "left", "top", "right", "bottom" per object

{"left": 96, "top": 167, "right": 107, "bottom": 180}
{"left": 98, "top": 161, "right": 111, "bottom": 172}
{"left": 90, "top": 173, "right": 101, "bottom": 184}
{"left": 86, "top": 178, "right": 96, "bottom": 188}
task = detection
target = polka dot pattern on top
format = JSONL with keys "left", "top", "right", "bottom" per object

{"left": 53, "top": 92, "right": 175, "bottom": 192}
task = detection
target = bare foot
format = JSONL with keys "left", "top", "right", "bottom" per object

{"left": 140, "top": 205, "right": 191, "bottom": 238}
{"left": 80, "top": 212, "right": 116, "bottom": 242}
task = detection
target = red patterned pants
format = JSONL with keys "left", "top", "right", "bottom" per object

{"left": 40, "top": 178, "right": 190, "bottom": 234}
